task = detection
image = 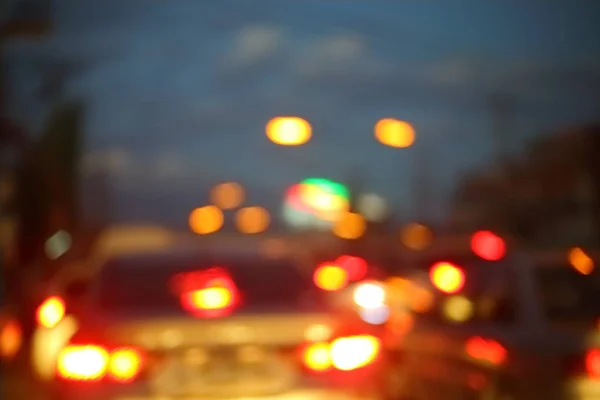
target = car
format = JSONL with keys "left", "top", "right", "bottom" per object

{"left": 31, "top": 247, "right": 391, "bottom": 400}
{"left": 385, "top": 252, "right": 600, "bottom": 400}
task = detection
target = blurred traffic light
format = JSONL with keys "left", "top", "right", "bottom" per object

{"left": 266, "top": 117, "right": 312, "bottom": 146}
{"left": 429, "top": 262, "right": 465, "bottom": 294}
{"left": 471, "top": 230, "right": 506, "bottom": 261}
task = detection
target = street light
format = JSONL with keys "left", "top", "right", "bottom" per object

{"left": 374, "top": 118, "right": 415, "bottom": 148}
{"left": 235, "top": 206, "right": 270, "bottom": 234}
{"left": 189, "top": 206, "right": 223, "bottom": 235}
{"left": 266, "top": 117, "right": 312, "bottom": 146}
{"left": 210, "top": 182, "right": 244, "bottom": 210}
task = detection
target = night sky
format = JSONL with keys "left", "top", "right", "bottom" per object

{"left": 4, "top": 0, "right": 600, "bottom": 227}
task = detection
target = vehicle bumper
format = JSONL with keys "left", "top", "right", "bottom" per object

{"left": 56, "top": 387, "right": 382, "bottom": 400}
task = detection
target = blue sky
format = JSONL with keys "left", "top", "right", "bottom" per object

{"left": 4, "top": 0, "right": 600, "bottom": 227}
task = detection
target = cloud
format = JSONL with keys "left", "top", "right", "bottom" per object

{"left": 227, "top": 25, "right": 283, "bottom": 69}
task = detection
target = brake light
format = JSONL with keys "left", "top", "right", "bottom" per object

{"left": 174, "top": 268, "right": 239, "bottom": 317}
{"left": 301, "top": 335, "right": 380, "bottom": 372}
{"left": 336, "top": 255, "right": 368, "bottom": 281}
{"left": 465, "top": 336, "right": 506, "bottom": 365}
{"left": 313, "top": 263, "right": 348, "bottom": 291}
{"left": 0, "top": 319, "right": 22, "bottom": 360}
{"left": 586, "top": 350, "right": 600, "bottom": 379}
{"left": 56, "top": 345, "right": 145, "bottom": 382}
{"left": 36, "top": 296, "right": 65, "bottom": 329}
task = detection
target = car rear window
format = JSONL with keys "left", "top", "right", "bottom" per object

{"left": 96, "top": 255, "right": 326, "bottom": 314}
{"left": 536, "top": 265, "right": 600, "bottom": 323}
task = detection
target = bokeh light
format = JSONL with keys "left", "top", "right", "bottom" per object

{"left": 568, "top": 247, "right": 594, "bottom": 275}
{"left": 429, "top": 262, "right": 465, "bottom": 294}
{"left": 471, "top": 230, "right": 506, "bottom": 261}
{"left": 235, "top": 206, "right": 270, "bottom": 234}
{"left": 400, "top": 223, "right": 433, "bottom": 251}
{"left": 336, "top": 255, "right": 368, "bottom": 281}
{"left": 266, "top": 117, "right": 312, "bottom": 146}
{"left": 189, "top": 205, "right": 224, "bottom": 235}
{"left": 356, "top": 193, "right": 389, "bottom": 222}
{"left": 313, "top": 263, "right": 348, "bottom": 291}
{"left": 374, "top": 119, "right": 415, "bottom": 148}
{"left": 210, "top": 182, "right": 245, "bottom": 210}
{"left": 333, "top": 212, "right": 366, "bottom": 239}
{"left": 442, "top": 295, "right": 474, "bottom": 323}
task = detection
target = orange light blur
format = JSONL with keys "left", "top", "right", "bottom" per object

{"left": 374, "top": 119, "right": 415, "bottom": 148}
{"left": 108, "top": 348, "right": 144, "bottom": 382}
{"left": 400, "top": 223, "right": 433, "bottom": 251}
{"left": 429, "top": 262, "right": 465, "bottom": 294}
{"left": 235, "top": 206, "right": 270, "bottom": 234}
{"left": 210, "top": 182, "right": 245, "bottom": 210}
{"left": 36, "top": 296, "right": 66, "bottom": 329}
{"left": 266, "top": 117, "right": 312, "bottom": 146}
{"left": 0, "top": 319, "right": 22, "bottom": 360}
{"left": 333, "top": 212, "right": 366, "bottom": 240}
{"left": 189, "top": 205, "right": 224, "bottom": 235}
{"left": 465, "top": 336, "right": 506, "bottom": 365}
{"left": 568, "top": 247, "right": 594, "bottom": 275}
{"left": 313, "top": 264, "right": 348, "bottom": 291}
{"left": 471, "top": 230, "right": 506, "bottom": 261}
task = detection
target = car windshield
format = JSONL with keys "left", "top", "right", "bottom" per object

{"left": 96, "top": 255, "right": 326, "bottom": 314}
{"left": 536, "top": 266, "right": 600, "bottom": 324}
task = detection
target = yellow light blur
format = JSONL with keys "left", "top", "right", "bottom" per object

{"left": 442, "top": 295, "right": 474, "bottom": 323}
{"left": 303, "top": 342, "right": 331, "bottom": 371}
{"left": 189, "top": 287, "right": 232, "bottom": 310}
{"left": 109, "top": 348, "right": 142, "bottom": 381}
{"left": 189, "top": 206, "right": 224, "bottom": 235}
{"left": 330, "top": 335, "right": 380, "bottom": 371}
{"left": 333, "top": 212, "right": 366, "bottom": 239}
{"left": 236, "top": 206, "right": 270, "bottom": 234}
{"left": 266, "top": 117, "right": 312, "bottom": 146}
{"left": 210, "top": 182, "right": 245, "bottom": 210}
{"left": 400, "top": 223, "right": 433, "bottom": 251}
{"left": 374, "top": 119, "right": 415, "bottom": 148}
{"left": 314, "top": 265, "right": 348, "bottom": 291}
{"left": 568, "top": 247, "right": 594, "bottom": 275}
{"left": 353, "top": 282, "right": 386, "bottom": 309}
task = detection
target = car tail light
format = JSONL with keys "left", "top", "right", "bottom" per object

{"left": 585, "top": 350, "right": 600, "bottom": 379}
{"left": 36, "top": 296, "right": 66, "bottom": 329}
{"left": 465, "top": 336, "right": 506, "bottom": 365}
{"left": 301, "top": 335, "right": 381, "bottom": 372}
{"left": 0, "top": 319, "right": 22, "bottom": 360}
{"left": 56, "top": 344, "right": 145, "bottom": 382}
{"left": 174, "top": 268, "right": 240, "bottom": 317}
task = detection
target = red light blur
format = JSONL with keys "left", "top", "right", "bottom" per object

{"left": 336, "top": 255, "right": 368, "bottom": 281}
{"left": 471, "top": 230, "right": 506, "bottom": 261}
{"left": 465, "top": 336, "right": 506, "bottom": 365}
{"left": 173, "top": 268, "right": 239, "bottom": 318}
{"left": 586, "top": 350, "right": 600, "bottom": 379}
{"left": 429, "top": 262, "right": 465, "bottom": 294}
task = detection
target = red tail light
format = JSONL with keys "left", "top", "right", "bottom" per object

{"left": 301, "top": 335, "right": 381, "bottom": 372}
{"left": 36, "top": 296, "right": 66, "bottom": 329}
{"left": 173, "top": 268, "right": 240, "bottom": 317}
{"left": 465, "top": 336, "right": 506, "bottom": 365}
{"left": 586, "top": 350, "right": 600, "bottom": 379}
{"left": 56, "top": 344, "right": 145, "bottom": 382}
